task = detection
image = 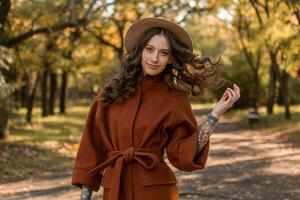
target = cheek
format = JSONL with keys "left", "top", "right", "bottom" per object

{"left": 141, "top": 52, "right": 148, "bottom": 69}
{"left": 141, "top": 52, "right": 145, "bottom": 61}
{"left": 141, "top": 49, "right": 150, "bottom": 58}
{"left": 160, "top": 57, "right": 170, "bottom": 66}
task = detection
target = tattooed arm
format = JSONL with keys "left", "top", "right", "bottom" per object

{"left": 192, "top": 83, "right": 241, "bottom": 162}
{"left": 198, "top": 112, "right": 219, "bottom": 150}
{"left": 193, "top": 112, "right": 219, "bottom": 162}
{"left": 80, "top": 185, "right": 93, "bottom": 200}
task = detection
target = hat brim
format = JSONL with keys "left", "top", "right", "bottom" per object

{"left": 124, "top": 17, "right": 193, "bottom": 53}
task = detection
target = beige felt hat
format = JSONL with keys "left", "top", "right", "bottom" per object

{"left": 124, "top": 17, "right": 193, "bottom": 53}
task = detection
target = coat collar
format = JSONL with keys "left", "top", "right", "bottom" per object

{"left": 138, "top": 73, "right": 163, "bottom": 88}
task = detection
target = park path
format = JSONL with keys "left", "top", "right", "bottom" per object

{"left": 1, "top": 112, "right": 299, "bottom": 200}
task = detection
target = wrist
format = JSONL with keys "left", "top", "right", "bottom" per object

{"left": 197, "top": 113, "right": 219, "bottom": 128}
{"left": 210, "top": 110, "right": 220, "bottom": 119}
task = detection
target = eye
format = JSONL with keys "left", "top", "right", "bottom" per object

{"left": 145, "top": 47, "right": 153, "bottom": 52}
{"left": 160, "top": 51, "right": 168, "bottom": 56}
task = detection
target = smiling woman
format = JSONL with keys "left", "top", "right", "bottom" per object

{"left": 97, "top": 22, "right": 228, "bottom": 105}
{"left": 72, "top": 17, "right": 240, "bottom": 200}
{"left": 141, "top": 33, "right": 172, "bottom": 76}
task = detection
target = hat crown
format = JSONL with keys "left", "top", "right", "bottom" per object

{"left": 124, "top": 17, "right": 193, "bottom": 53}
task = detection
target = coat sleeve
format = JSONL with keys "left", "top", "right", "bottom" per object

{"left": 71, "top": 98, "right": 106, "bottom": 191}
{"left": 166, "top": 93, "right": 210, "bottom": 172}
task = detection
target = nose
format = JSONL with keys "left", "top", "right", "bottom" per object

{"left": 150, "top": 51, "right": 159, "bottom": 63}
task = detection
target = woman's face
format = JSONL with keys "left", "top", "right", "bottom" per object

{"left": 141, "top": 34, "right": 172, "bottom": 76}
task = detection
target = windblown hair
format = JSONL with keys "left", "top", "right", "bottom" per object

{"left": 97, "top": 27, "right": 229, "bottom": 107}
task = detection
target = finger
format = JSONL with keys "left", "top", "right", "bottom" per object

{"left": 232, "top": 84, "right": 238, "bottom": 94}
{"left": 233, "top": 83, "right": 239, "bottom": 91}
{"left": 228, "top": 87, "right": 240, "bottom": 101}
{"left": 226, "top": 88, "right": 236, "bottom": 99}
{"left": 233, "top": 84, "right": 240, "bottom": 96}
{"left": 221, "top": 90, "right": 229, "bottom": 100}
{"left": 231, "top": 85, "right": 240, "bottom": 100}
{"left": 226, "top": 89, "right": 237, "bottom": 106}
{"left": 224, "top": 90, "right": 233, "bottom": 104}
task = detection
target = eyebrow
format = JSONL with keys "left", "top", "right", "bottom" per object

{"left": 146, "top": 44, "right": 170, "bottom": 52}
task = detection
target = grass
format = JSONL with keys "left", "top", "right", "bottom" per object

{"left": 0, "top": 99, "right": 92, "bottom": 183}
{"left": 0, "top": 100, "right": 299, "bottom": 182}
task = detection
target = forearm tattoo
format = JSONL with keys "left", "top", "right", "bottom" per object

{"left": 80, "top": 185, "right": 92, "bottom": 200}
{"left": 196, "top": 112, "right": 219, "bottom": 151}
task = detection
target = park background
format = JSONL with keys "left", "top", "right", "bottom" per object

{"left": 0, "top": 0, "right": 299, "bottom": 199}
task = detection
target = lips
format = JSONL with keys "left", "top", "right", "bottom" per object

{"left": 147, "top": 63, "right": 159, "bottom": 69}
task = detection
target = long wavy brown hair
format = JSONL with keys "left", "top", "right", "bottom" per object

{"left": 97, "top": 27, "right": 229, "bottom": 107}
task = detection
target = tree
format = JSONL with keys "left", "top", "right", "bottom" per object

{"left": 0, "top": 0, "right": 99, "bottom": 138}
{"left": 248, "top": 0, "right": 297, "bottom": 119}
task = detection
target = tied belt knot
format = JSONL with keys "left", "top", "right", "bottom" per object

{"left": 88, "top": 147, "right": 163, "bottom": 200}
{"left": 123, "top": 147, "right": 135, "bottom": 164}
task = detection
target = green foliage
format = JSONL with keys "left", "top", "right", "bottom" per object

{"left": 215, "top": 53, "right": 262, "bottom": 108}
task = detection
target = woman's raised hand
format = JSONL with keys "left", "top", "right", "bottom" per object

{"left": 210, "top": 83, "right": 240, "bottom": 118}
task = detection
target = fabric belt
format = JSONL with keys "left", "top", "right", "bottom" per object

{"left": 88, "top": 147, "right": 164, "bottom": 200}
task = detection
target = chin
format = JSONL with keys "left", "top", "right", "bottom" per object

{"left": 144, "top": 68, "right": 163, "bottom": 76}
{"left": 145, "top": 70, "right": 161, "bottom": 76}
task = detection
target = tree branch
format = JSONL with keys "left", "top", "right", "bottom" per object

{"left": 178, "top": 3, "right": 216, "bottom": 24}
{"left": 84, "top": 27, "right": 120, "bottom": 52}
{"left": 0, "top": 0, "right": 11, "bottom": 32}
{"left": 249, "top": 0, "right": 264, "bottom": 26}
{"left": 1, "top": 0, "right": 98, "bottom": 47}
{"left": 81, "top": 0, "right": 98, "bottom": 22}
{"left": 236, "top": 20, "right": 255, "bottom": 71}
{"left": 2, "top": 20, "right": 87, "bottom": 47}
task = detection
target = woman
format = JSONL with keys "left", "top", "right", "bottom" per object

{"left": 72, "top": 17, "right": 240, "bottom": 200}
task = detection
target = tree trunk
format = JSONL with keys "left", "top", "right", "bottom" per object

{"left": 0, "top": 113, "right": 9, "bottom": 139}
{"left": 276, "top": 83, "right": 284, "bottom": 105}
{"left": 0, "top": 0, "right": 11, "bottom": 35}
{"left": 252, "top": 68, "right": 260, "bottom": 112}
{"left": 40, "top": 63, "right": 49, "bottom": 117}
{"left": 48, "top": 72, "right": 57, "bottom": 115}
{"left": 26, "top": 73, "right": 40, "bottom": 123}
{"left": 268, "top": 51, "right": 291, "bottom": 119}
{"left": 267, "top": 62, "right": 276, "bottom": 114}
{"left": 0, "top": 85, "right": 11, "bottom": 139}
{"left": 280, "top": 69, "right": 291, "bottom": 119}
{"left": 19, "top": 73, "right": 29, "bottom": 108}
{"left": 60, "top": 70, "right": 68, "bottom": 114}
{"left": 294, "top": 9, "right": 300, "bottom": 25}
